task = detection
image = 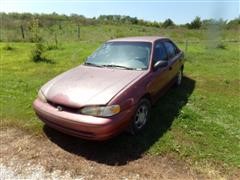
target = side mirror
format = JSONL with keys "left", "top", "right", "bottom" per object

{"left": 153, "top": 60, "right": 168, "bottom": 70}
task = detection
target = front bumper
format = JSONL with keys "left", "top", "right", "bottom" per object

{"left": 33, "top": 98, "right": 135, "bottom": 140}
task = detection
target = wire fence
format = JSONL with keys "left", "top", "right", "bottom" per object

{"left": 175, "top": 39, "right": 240, "bottom": 54}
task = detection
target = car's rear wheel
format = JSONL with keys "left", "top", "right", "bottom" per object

{"left": 130, "top": 98, "right": 151, "bottom": 134}
{"left": 175, "top": 68, "right": 183, "bottom": 86}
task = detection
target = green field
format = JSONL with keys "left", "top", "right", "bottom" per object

{"left": 0, "top": 23, "right": 240, "bottom": 175}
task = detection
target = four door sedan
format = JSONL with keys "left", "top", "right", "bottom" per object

{"left": 33, "top": 36, "right": 184, "bottom": 140}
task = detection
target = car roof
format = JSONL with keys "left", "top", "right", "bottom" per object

{"left": 108, "top": 36, "right": 169, "bottom": 43}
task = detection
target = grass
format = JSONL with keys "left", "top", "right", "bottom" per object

{"left": 0, "top": 38, "right": 239, "bottom": 174}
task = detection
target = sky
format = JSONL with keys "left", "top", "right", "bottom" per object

{"left": 0, "top": 0, "right": 239, "bottom": 24}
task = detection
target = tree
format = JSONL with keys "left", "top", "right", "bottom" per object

{"left": 28, "top": 17, "right": 42, "bottom": 42}
{"left": 162, "top": 18, "right": 175, "bottom": 28}
{"left": 188, "top": 16, "right": 202, "bottom": 29}
{"left": 227, "top": 16, "right": 240, "bottom": 29}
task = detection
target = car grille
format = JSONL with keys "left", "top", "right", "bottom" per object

{"left": 47, "top": 100, "right": 79, "bottom": 113}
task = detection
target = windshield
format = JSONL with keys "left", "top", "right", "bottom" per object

{"left": 85, "top": 42, "right": 152, "bottom": 70}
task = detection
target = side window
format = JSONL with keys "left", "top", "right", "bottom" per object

{"left": 163, "top": 41, "right": 178, "bottom": 59}
{"left": 153, "top": 42, "right": 168, "bottom": 63}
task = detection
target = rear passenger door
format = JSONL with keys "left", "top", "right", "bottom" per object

{"left": 163, "top": 41, "right": 181, "bottom": 81}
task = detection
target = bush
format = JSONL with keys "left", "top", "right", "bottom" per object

{"left": 46, "top": 44, "right": 59, "bottom": 50}
{"left": 31, "top": 43, "right": 55, "bottom": 63}
{"left": 216, "top": 43, "right": 226, "bottom": 49}
{"left": 31, "top": 43, "right": 44, "bottom": 62}
{"left": 3, "top": 44, "right": 14, "bottom": 51}
{"left": 114, "top": 29, "right": 124, "bottom": 38}
{"left": 141, "top": 28, "right": 146, "bottom": 32}
{"left": 206, "top": 41, "right": 227, "bottom": 50}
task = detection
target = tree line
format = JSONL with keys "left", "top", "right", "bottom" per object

{"left": 1, "top": 12, "right": 239, "bottom": 29}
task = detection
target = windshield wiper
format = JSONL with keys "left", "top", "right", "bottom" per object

{"left": 84, "top": 62, "right": 103, "bottom": 67}
{"left": 101, "top": 64, "right": 138, "bottom": 70}
{"left": 85, "top": 63, "right": 143, "bottom": 70}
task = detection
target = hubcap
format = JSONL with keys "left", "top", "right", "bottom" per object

{"left": 177, "top": 70, "right": 182, "bottom": 85}
{"left": 134, "top": 104, "right": 148, "bottom": 129}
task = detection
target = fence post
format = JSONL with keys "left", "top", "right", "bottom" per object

{"left": 185, "top": 39, "right": 188, "bottom": 54}
{"left": 54, "top": 33, "right": 58, "bottom": 47}
{"left": 77, "top": 24, "right": 80, "bottom": 40}
{"left": 20, "top": 25, "right": 25, "bottom": 39}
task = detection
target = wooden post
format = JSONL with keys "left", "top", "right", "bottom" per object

{"left": 54, "top": 33, "right": 58, "bottom": 47}
{"left": 20, "top": 25, "right": 25, "bottom": 39}
{"left": 77, "top": 24, "right": 80, "bottom": 40}
{"left": 185, "top": 39, "right": 188, "bottom": 54}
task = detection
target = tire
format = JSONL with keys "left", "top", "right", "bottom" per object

{"left": 130, "top": 98, "right": 151, "bottom": 135}
{"left": 175, "top": 68, "right": 183, "bottom": 87}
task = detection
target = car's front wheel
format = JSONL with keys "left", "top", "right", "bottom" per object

{"left": 130, "top": 98, "right": 151, "bottom": 134}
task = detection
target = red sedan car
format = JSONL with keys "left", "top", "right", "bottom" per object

{"left": 33, "top": 36, "right": 184, "bottom": 140}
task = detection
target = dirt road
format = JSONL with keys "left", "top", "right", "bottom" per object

{"left": 0, "top": 127, "right": 236, "bottom": 179}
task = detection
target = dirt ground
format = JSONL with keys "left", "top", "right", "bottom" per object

{"left": 0, "top": 127, "right": 238, "bottom": 179}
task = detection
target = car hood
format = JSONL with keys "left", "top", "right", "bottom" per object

{"left": 41, "top": 65, "right": 145, "bottom": 108}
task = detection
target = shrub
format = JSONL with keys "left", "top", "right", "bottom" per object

{"left": 3, "top": 44, "right": 14, "bottom": 51}
{"left": 46, "top": 44, "right": 59, "bottom": 50}
{"left": 205, "top": 41, "right": 227, "bottom": 50}
{"left": 115, "top": 29, "right": 124, "bottom": 38}
{"left": 141, "top": 28, "right": 146, "bottom": 32}
{"left": 216, "top": 43, "right": 226, "bottom": 49}
{"left": 31, "top": 43, "right": 55, "bottom": 63}
{"left": 31, "top": 43, "right": 44, "bottom": 62}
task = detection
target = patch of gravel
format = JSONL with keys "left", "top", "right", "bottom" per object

{"left": 0, "top": 163, "right": 81, "bottom": 180}
{"left": 1, "top": 164, "right": 16, "bottom": 179}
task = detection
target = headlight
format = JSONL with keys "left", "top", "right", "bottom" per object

{"left": 38, "top": 90, "right": 47, "bottom": 103}
{"left": 80, "top": 105, "right": 120, "bottom": 117}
